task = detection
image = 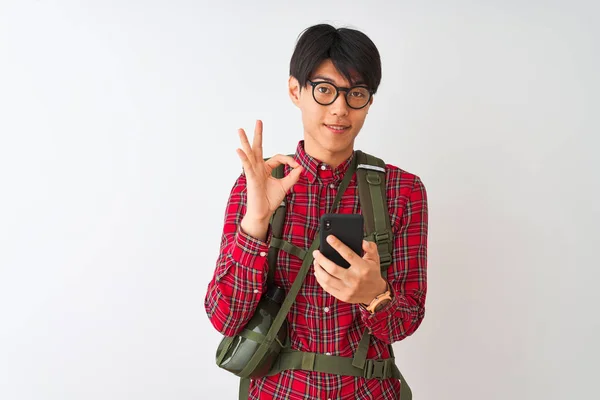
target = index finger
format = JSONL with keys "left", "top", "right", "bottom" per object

{"left": 325, "top": 235, "right": 361, "bottom": 264}
{"left": 265, "top": 154, "right": 300, "bottom": 169}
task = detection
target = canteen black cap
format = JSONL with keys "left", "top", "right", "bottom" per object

{"left": 265, "top": 286, "right": 286, "bottom": 304}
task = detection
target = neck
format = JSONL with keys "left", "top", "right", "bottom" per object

{"left": 303, "top": 140, "right": 354, "bottom": 169}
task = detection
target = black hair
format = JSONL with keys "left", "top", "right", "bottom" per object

{"left": 289, "top": 24, "right": 382, "bottom": 94}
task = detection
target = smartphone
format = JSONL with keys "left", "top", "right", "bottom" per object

{"left": 319, "top": 213, "right": 364, "bottom": 269}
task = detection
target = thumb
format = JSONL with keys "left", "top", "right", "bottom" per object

{"left": 362, "top": 240, "right": 379, "bottom": 260}
{"left": 280, "top": 165, "right": 303, "bottom": 192}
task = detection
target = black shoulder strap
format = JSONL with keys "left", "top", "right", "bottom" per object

{"left": 354, "top": 150, "right": 393, "bottom": 275}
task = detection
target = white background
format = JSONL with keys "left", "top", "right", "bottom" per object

{"left": 1, "top": 1, "right": 599, "bottom": 399}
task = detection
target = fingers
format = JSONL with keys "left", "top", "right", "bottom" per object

{"left": 362, "top": 240, "right": 377, "bottom": 254}
{"left": 236, "top": 148, "right": 254, "bottom": 179}
{"left": 253, "top": 120, "right": 263, "bottom": 162}
{"left": 265, "top": 154, "right": 303, "bottom": 192}
{"left": 362, "top": 240, "right": 380, "bottom": 262}
{"left": 313, "top": 258, "right": 344, "bottom": 292}
{"left": 236, "top": 121, "right": 304, "bottom": 191}
{"left": 312, "top": 249, "right": 346, "bottom": 279}
{"left": 265, "top": 154, "right": 300, "bottom": 170}
{"left": 280, "top": 163, "right": 303, "bottom": 192}
{"left": 238, "top": 120, "right": 264, "bottom": 167}
{"left": 237, "top": 128, "right": 255, "bottom": 165}
{"left": 325, "top": 235, "right": 361, "bottom": 264}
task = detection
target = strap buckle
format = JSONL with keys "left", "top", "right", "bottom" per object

{"left": 374, "top": 232, "right": 392, "bottom": 268}
{"left": 365, "top": 171, "right": 382, "bottom": 185}
{"left": 379, "top": 253, "right": 392, "bottom": 268}
{"left": 364, "top": 359, "right": 389, "bottom": 380}
{"left": 374, "top": 232, "right": 390, "bottom": 245}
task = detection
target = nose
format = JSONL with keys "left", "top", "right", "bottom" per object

{"left": 329, "top": 92, "right": 349, "bottom": 117}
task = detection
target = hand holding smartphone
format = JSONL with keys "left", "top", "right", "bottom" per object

{"left": 319, "top": 213, "right": 364, "bottom": 269}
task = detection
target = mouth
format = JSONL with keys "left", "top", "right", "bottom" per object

{"left": 324, "top": 124, "right": 351, "bottom": 133}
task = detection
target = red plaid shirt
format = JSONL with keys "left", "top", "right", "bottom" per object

{"left": 205, "top": 141, "right": 428, "bottom": 399}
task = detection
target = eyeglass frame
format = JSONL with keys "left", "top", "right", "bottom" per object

{"left": 307, "top": 79, "right": 374, "bottom": 110}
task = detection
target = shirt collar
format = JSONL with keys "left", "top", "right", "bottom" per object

{"left": 294, "top": 141, "right": 355, "bottom": 184}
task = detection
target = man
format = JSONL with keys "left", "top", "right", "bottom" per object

{"left": 205, "top": 24, "right": 428, "bottom": 399}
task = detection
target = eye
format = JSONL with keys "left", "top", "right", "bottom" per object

{"left": 317, "top": 85, "right": 333, "bottom": 94}
{"left": 349, "top": 89, "right": 368, "bottom": 98}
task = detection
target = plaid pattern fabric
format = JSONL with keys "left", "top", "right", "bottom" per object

{"left": 205, "top": 141, "right": 428, "bottom": 399}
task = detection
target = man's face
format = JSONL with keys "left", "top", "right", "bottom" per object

{"left": 289, "top": 59, "right": 373, "bottom": 164}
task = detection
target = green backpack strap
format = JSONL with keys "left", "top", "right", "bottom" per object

{"left": 355, "top": 150, "right": 393, "bottom": 274}
{"left": 239, "top": 378, "right": 250, "bottom": 399}
{"left": 266, "top": 156, "right": 312, "bottom": 283}
{"left": 354, "top": 150, "right": 412, "bottom": 399}
{"left": 267, "top": 162, "right": 287, "bottom": 285}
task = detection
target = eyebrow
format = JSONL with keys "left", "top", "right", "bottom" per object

{"left": 311, "top": 75, "right": 366, "bottom": 86}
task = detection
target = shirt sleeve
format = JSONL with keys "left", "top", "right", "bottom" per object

{"left": 204, "top": 174, "right": 272, "bottom": 337}
{"left": 360, "top": 175, "right": 428, "bottom": 344}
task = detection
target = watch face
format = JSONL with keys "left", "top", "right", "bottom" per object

{"left": 374, "top": 298, "right": 391, "bottom": 312}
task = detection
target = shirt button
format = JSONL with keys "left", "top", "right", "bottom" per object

{"left": 253, "top": 289, "right": 259, "bottom": 294}
{"left": 329, "top": 183, "right": 336, "bottom": 189}
{"left": 320, "top": 165, "right": 327, "bottom": 170}
{"left": 259, "top": 251, "right": 267, "bottom": 257}
{"left": 323, "top": 307, "right": 330, "bottom": 313}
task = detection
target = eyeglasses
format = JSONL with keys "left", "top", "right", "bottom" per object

{"left": 307, "top": 80, "right": 373, "bottom": 110}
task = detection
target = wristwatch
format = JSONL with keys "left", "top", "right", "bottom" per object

{"left": 363, "top": 282, "right": 392, "bottom": 314}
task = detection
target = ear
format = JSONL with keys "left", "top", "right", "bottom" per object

{"left": 288, "top": 76, "right": 301, "bottom": 107}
